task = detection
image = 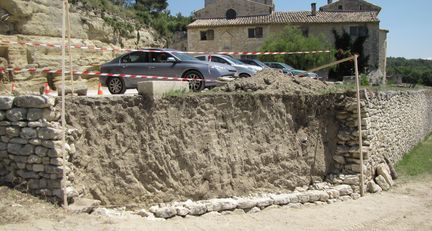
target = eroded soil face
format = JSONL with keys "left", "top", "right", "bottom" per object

{"left": 64, "top": 92, "right": 338, "bottom": 206}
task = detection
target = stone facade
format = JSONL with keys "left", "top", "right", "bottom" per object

{"left": 188, "top": 0, "right": 388, "bottom": 76}
{"left": 320, "top": 0, "right": 381, "bottom": 12}
{"left": 0, "top": 95, "right": 77, "bottom": 203}
{"left": 195, "top": 0, "right": 274, "bottom": 19}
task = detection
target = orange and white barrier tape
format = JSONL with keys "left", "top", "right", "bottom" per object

{"left": 0, "top": 40, "right": 331, "bottom": 56}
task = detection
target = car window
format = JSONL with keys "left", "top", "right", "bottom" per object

{"left": 241, "top": 60, "right": 252, "bottom": 65}
{"left": 150, "top": 52, "right": 174, "bottom": 63}
{"left": 273, "top": 63, "right": 284, "bottom": 69}
{"left": 211, "top": 56, "right": 230, "bottom": 65}
{"left": 121, "top": 52, "right": 149, "bottom": 64}
{"left": 195, "top": 56, "right": 206, "bottom": 61}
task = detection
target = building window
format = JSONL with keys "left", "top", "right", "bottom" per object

{"left": 248, "top": 27, "right": 263, "bottom": 38}
{"left": 301, "top": 27, "right": 309, "bottom": 37}
{"left": 350, "top": 26, "right": 368, "bottom": 37}
{"left": 226, "top": 9, "right": 237, "bottom": 20}
{"left": 200, "top": 30, "right": 214, "bottom": 40}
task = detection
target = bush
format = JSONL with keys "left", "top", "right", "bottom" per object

{"left": 258, "top": 26, "right": 334, "bottom": 70}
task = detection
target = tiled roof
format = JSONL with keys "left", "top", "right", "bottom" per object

{"left": 188, "top": 11, "right": 379, "bottom": 28}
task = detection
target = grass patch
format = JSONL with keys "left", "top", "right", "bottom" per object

{"left": 162, "top": 88, "right": 189, "bottom": 98}
{"left": 396, "top": 134, "right": 432, "bottom": 177}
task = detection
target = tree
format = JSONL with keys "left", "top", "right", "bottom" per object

{"left": 258, "top": 26, "right": 334, "bottom": 70}
{"left": 135, "top": 0, "right": 168, "bottom": 13}
{"left": 329, "top": 29, "right": 369, "bottom": 81}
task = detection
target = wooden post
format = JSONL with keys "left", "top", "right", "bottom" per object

{"left": 354, "top": 55, "right": 365, "bottom": 197}
{"left": 66, "top": 1, "right": 74, "bottom": 94}
{"left": 61, "top": 0, "right": 68, "bottom": 208}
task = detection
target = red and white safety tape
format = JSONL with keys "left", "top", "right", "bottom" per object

{"left": 0, "top": 40, "right": 331, "bottom": 55}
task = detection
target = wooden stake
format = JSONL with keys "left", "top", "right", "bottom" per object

{"left": 61, "top": 0, "right": 68, "bottom": 208}
{"left": 67, "top": 1, "right": 74, "bottom": 94}
{"left": 354, "top": 55, "right": 365, "bottom": 197}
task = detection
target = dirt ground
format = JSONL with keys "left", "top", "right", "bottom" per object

{"left": 1, "top": 175, "right": 431, "bottom": 231}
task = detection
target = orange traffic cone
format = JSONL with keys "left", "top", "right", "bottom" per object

{"left": 43, "top": 82, "right": 51, "bottom": 95}
{"left": 97, "top": 82, "right": 103, "bottom": 95}
{"left": 11, "top": 82, "right": 16, "bottom": 94}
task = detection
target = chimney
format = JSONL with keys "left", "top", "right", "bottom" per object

{"left": 328, "top": 0, "right": 333, "bottom": 4}
{"left": 311, "top": 3, "right": 317, "bottom": 16}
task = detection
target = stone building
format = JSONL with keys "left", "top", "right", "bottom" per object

{"left": 187, "top": 0, "right": 388, "bottom": 75}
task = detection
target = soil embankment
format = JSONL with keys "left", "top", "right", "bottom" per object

{"left": 65, "top": 90, "right": 339, "bottom": 205}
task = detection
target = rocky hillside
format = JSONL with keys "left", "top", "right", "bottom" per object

{"left": 0, "top": 0, "right": 164, "bottom": 72}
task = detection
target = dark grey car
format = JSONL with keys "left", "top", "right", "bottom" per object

{"left": 100, "top": 48, "right": 237, "bottom": 94}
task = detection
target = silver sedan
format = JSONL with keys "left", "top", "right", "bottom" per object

{"left": 100, "top": 49, "right": 237, "bottom": 94}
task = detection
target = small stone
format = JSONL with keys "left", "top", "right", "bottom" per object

{"left": 0, "top": 97, "right": 14, "bottom": 110}
{"left": 35, "top": 146, "right": 48, "bottom": 156}
{"left": 375, "top": 175, "right": 390, "bottom": 191}
{"left": 207, "top": 198, "right": 238, "bottom": 212}
{"left": 38, "top": 127, "right": 62, "bottom": 140}
{"left": 9, "top": 138, "right": 28, "bottom": 144}
{"left": 176, "top": 207, "right": 190, "bottom": 217}
{"left": 367, "top": 180, "right": 382, "bottom": 193}
{"left": 0, "top": 142, "right": 6, "bottom": 151}
{"left": 153, "top": 207, "right": 177, "bottom": 219}
{"left": 21, "top": 128, "right": 37, "bottom": 139}
{"left": 0, "top": 111, "right": 5, "bottom": 121}
{"left": 184, "top": 201, "right": 207, "bottom": 216}
{"left": 256, "top": 197, "right": 274, "bottom": 208}
{"left": 326, "top": 189, "right": 340, "bottom": 199}
{"left": 16, "top": 170, "right": 39, "bottom": 179}
{"left": 351, "top": 193, "right": 361, "bottom": 200}
{"left": 271, "top": 194, "right": 291, "bottom": 205}
{"left": 333, "top": 185, "right": 353, "bottom": 196}
{"left": 376, "top": 163, "right": 394, "bottom": 186}
{"left": 11, "top": 122, "right": 27, "bottom": 127}
{"left": 237, "top": 198, "right": 257, "bottom": 209}
{"left": 13, "top": 95, "right": 55, "bottom": 109}
{"left": 341, "top": 175, "right": 360, "bottom": 185}
{"left": 6, "top": 108, "right": 27, "bottom": 122}
{"left": 50, "top": 158, "right": 63, "bottom": 166}
{"left": 135, "top": 209, "right": 152, "bottom": 218}
{"left": 5, "top": 127, "right": 20, "bottom": 138}
{"left": 27, "top": 155, "right": 42, "bottom": 164}
{"left": 27, "top": 109, "right": 44, "bottom": 121}
{"left": 340, "top": 196, "right": 352, "bottom": 201}
{"left": 29, "top": 139, "right": 42, "bottom": 145}
{"left": 32, "top": 164, "right": 45, "bottom": 172}
{"left": 69, "top": 198, "right": 101, "bottom": 214}
{"left": 247, "top": 207, "right": 261, "bottom": 214}
{"left": 28, "top": 122, "right": 47, "bottom": 128}
{"left": 333, "top": 155, "right": 346, "bottom": 164}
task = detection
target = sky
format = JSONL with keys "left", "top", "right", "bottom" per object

{"left": 167, "top": 0, "right": 432, "bottom": 59}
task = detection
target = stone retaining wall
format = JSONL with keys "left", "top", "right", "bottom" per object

{"left": 0, "top": 95, "right": 76, "bottom": 203}
{"left": 333, "top": 89, "right": 432, "bottom": 192}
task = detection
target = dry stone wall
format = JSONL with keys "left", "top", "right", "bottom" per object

{"left": 0, "top": 95, "right": 77, "bottom": 203}
{"left": 333, "top": 89, "right": 432, "bottom": 192}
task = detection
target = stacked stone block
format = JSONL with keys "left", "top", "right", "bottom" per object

{"left": 0, "top": 95, "right": 76, "bottom": 203}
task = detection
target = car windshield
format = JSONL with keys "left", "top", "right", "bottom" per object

{"left": 172, "top": 52, "right": 199, "bottom": 61}
{"left": 254, "top": 60, "right": 269, "bottom": 67}
{"left": 223, "top": 56, "right": 246, "bottom": 65}
{"left": 280, "top": 63, "right": 294, "bottom": 70}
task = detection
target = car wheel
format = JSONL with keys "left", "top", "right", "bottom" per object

{"left": 107, "top": 77, "right": 126, "bottom": 95}
{"left": 183, "top": 70, "right": 204, "bottom": 92}
{"left": 239, "top": 73, "right": 251, "bottom": 78}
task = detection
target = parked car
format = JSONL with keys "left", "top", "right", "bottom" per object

{"left": 195, "top": 54, "right": 261, "bottom": 78}
{"left": 100, "top": 48, "right": 237, "bottom": 94}
{"left": 264, "top": 62, "right": 319, "bottom": 78}
{"left": 239, "top": 59, "right": 271, "bottom": 69}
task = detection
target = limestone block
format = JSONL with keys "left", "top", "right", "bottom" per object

{"left": 13, "top": 96, "right": 55, "bottom": 109}
{"left": 206, "top": 198, "right": 238, "bottom": 212}
{"left": 68, "top": 198, "right": 101, "bottom": 214}
{"left": 236, "top": 198, "right": 258, "bottom": 209}
{"left": 153, "top": 207, "right": 177, "bottom": 218}
{"left": 20, "top": 127, "right": 37, "bottom": 139}
{"left": 367, "top": 180, "right": 382, "bottom": 193}
{"left": 175, "top": 206, "right": 190, "bottom": 217}
{"left": 0, "top": 142, "right": 6, "bottom": 151}
{"left": 375, "top": 175, "right": 390, "bottom": 191}
{"left": 27, "top": 155, "right": 42, "bottom": 164}
{"left": 38, "top": 127, "right": 62, "bottom": 140}
{"left": 8, "top": 143, "right": 34, "bottom": 156}
{"left": 0, "top": 97, "right": 14, "bottom": 110}
{"left": 10, "top": 138, "right": 28, "bottom": 144}
{"left": 6, "top": 127, "right": 21, "bottom": 138}
{"left": 32, "top": 164, "right": 45, "bottom": 172}
{"left": 27, "top": 109, "right": 44, "bottom": 121}
{"left": 325, "top": 189, "right": 340, "bottom": 199}
{"left": 333, "top": 185, "right": 353, "bottom": 196}
{"left": 271, "top": 194, "right": 291, "bottom": 205}
{"left": 255, "top": 197, "right": 274, "bottom": 208}
{"left": 35, "top": 146, "right": 48, "bottom": 157}
{"left": 137, "top": 81, "right": 189, "bottom": 99}
{"left": 184, "top": 201, "right": 207, "bottom": 216}
{"left": 376, "top": 163, "right": 394, "bottom": 186}
{"left": 6, "top": 108, "right": 27, "bottom": 122}
{"left": 12, "top": 122, "right": 27, "bottom": 127}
